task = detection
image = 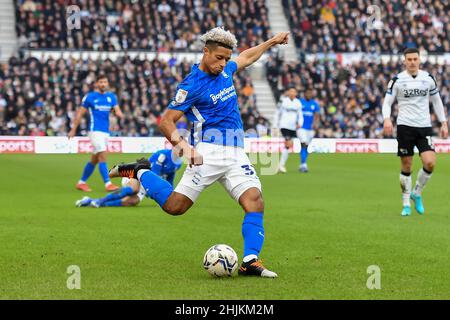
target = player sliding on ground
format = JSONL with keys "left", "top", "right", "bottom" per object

{"left": 76, "top": 149, "right": 182, "bottom": 208}
{"left": 110, "top": 27, "right": 290, "bottom": 278}
{"left": 69, "top": 74, "right": 124, "bottom": 192}
{"left": 382, "top": 47, "right": 448, "bottom": 216}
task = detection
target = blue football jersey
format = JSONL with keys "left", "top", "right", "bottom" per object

{"left": 81, "top": 91, "right": 118, "bottom": 133}
{"left": 168, "top": 61, "right": 244, "bottom": 147}
{"left": 149, "top": 149, "right": 183, "bottom": 176}
{"left": 300, "top": 98, "right": 320, "bottom": 130}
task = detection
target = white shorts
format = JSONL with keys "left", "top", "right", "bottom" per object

{"left": 175, "top": 142, "right": 262, "bottom": 203}
{"left": 297, "top": 128, "right": 315, "bottom": 145}
{"left": 88, "top": 131, "right": 109, "bottom": 154}
{"left": 121, "top": 178, "right": 146, "bottom": 202}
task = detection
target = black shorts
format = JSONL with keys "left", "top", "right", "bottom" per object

{"left": 280, "top": 128, "right": 297, "bottom": 140}
{"left": 397, "top": 125, "right": 435, "bottom": 157}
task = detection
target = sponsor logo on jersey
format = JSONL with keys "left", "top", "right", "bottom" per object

{"left": 403, "top": 88, "right": 428, "bottom": 98}
{"left": 94, "top": 105, "right": 112, "bottom": 111}
{"left": 210, "top": 85, "right": 236, "bottom": 104}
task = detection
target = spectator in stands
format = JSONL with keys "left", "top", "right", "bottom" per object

{"left": 15, "top": 0, "right": 270, "bottom": 53}
{"left": 283, "top": 0, "right": 449, "bottom": 53}
{"left": 266, "top": 54, "right": 449, "bottom": 138}
{"left": 0, "top": 54, "right": 261, "bottom": 137}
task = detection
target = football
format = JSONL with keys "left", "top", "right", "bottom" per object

{"left": 203, "top": 244, "right": 238, "bottom": 277}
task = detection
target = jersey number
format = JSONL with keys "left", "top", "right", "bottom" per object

{"left": 241, "top": 165, "right": 255, "bottom": 176}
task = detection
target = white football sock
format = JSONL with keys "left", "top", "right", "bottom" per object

{"left": 243, "top": 254, "right": 258, "bottom": 263}
{"left": 413, "top": 168, "right": 432, "bottom": 196}
{"left": 137, "top": 169, "right": 150, "bottom": 180}
{"left": 280, "top": 148, "right": 289, "bottom": 167}
{"left": 400, "top": 172, "right": 412, "bottom": 207}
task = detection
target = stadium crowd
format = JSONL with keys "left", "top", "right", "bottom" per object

{"left": 0, "top": 54, "right": 265, "bottom": 137}
{"left": 5, "top": 0, "right": 448, "bottom": 139}
{"left": 15, "top": 0, "right": 270, "bottom": 52}
{"left": 266, "top": 53, "right": 449, "bottom": 138}
{"left": 283, "top": 0, "right": 449, "bottom": 53}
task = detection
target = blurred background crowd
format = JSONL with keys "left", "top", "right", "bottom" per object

{"left": 1, "top": 0, "right": 448, "bottom": 138}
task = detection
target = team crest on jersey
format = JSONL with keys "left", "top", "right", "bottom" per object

{"left": 107, "top": 96, "right": 112, "bottom": 103}
{"left": 175, "top": 89, "right": 188, "bottom": 104}
{"left": 221, "top": 71, "right": 229, "bottom": 79}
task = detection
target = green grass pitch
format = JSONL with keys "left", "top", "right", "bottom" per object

{"left": 1, "top": 153, "right": 449, "bottom": 299}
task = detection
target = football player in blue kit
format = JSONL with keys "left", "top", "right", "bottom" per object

{"left": 298, "top": 88, "right": 320, "bottom": 172}
{"left": 109, "top": 27, "right": 290, "bottom": 278}
{"left": 69, "top": 74, "right": 124, "bottom": 192}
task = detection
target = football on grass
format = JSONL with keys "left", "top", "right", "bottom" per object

{"left": 203, "top": 244, "right": 238, "bottom": 277}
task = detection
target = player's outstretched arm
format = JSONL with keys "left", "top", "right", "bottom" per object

{"left": 159, "top": 109, "right": 203, "bottom": 166}
{"left": 233, "top": 32, "right": 289, "bottom": 72}
{"left": 68, "top": 107, "right": 87, "bottom": 138}
{"left": 113, "top": 105, "right": 125, "bottom": 120}
{"left": 382, "top": 92, "right": 396, "bottom": 137}
{"left": 430, "top": 93, "right": 448, "bottom": 139}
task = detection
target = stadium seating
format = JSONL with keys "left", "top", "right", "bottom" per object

{"left": 266, "top": 53, "right": 449, "bottom": 138}
{"left": 282, "top": 0, "right": 449, "bottom": 53}
{"left": 5, "top": 0, "right": 448, "bottom": 139}
{"left": 0, "top": 55, "right": 267, "bottom": 136}
{"left": 15, "top": 0, "right": 270, "bottom": 52}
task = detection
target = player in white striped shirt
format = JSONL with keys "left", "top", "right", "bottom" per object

{"left": 274, "top": 87, "right": 303, "bottom": 173}
{"left": 382, "top": 48, "right": 448, "bottom": 216}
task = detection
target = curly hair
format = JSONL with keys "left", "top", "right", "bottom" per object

{"left": 199, "top": 26, "right": 238, "bottom": 49}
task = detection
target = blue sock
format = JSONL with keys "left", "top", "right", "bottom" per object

{"left": 242, "top": 212, "right": 264, "bottom": 260}
{"left": 80, "top": 162, "right": 96, "bottom": 182}
{"left": 98, "top": 162, "right": 110, "bottom": 183}
{"left": 98, "top": 186, "right": 134, "bottom": 205}
{"left": 301, "top": 146, "right": 308, "bottom": 165}
{"left": 139, "top": 170, "right": 173, "bottom": 207}
{"left": 101, "top": 199, "right": 123, "bottom": 207}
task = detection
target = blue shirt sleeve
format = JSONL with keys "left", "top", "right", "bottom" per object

{"left": 110, "top": 93, "right": 118, "bottom": 107}
{"left": 168, "top": 81, "right": 198, "bottom": 113}
{"left": 314, "top": 101, "right": 320, "bottom": 113}
{"left": 81, "top": 93, "right": 91, "bottom": 109}
{"left": 227, "top": 60, "right": 238, "bottom": 75}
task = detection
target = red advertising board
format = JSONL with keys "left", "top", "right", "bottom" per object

{"left": 336, "top": 141, "right": 379, "bottom": 153}
{"left": 0, "top": 138, "right": 35, "bottom": 153}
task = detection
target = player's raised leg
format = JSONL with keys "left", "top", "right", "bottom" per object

{"left": 109, "top": 158, "right": 194, "bottom": 215}
{"left": 399, "top": 156, "right": 412, "bottom": 216}
{"left": 411, "top": 151, "right": 435, "bottom": 214}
